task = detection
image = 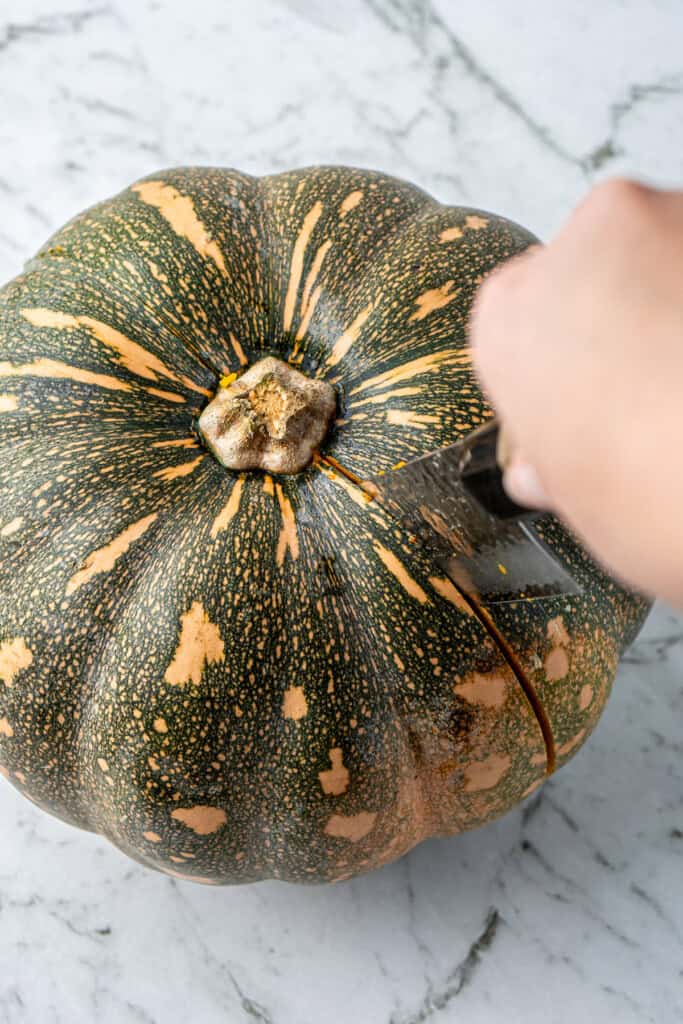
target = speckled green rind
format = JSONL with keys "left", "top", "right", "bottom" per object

{"left": 0, "top": 166, "right": 650, "bottom": 884}
{"left": 480, "top": 518, "right": 651, "bottom": 770}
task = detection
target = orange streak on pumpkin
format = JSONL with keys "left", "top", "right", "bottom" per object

{"left": 153, "top": 455, "right": 205, "bottom": 481}
{"left": 0, "top": 517, "right": 24, "bottom": 538}
{"left": 230, "top": 333, "right": 248, "bottom": 366}
{"left": 319, "top": 465, "right": 369, "bottom": 508}
{"left": 150, "top": 438, "right": 199, "bottom": 449}
{"left": 349, "top": 349, "right": 469, "bottom": 396}
{"left": 325, "top": 811, "right": 377, "bottom": 842}
{"left": 0, "top": 717, "right": 14, "bottom": 738}
{"left": 79, "top": 316, "right": 185, "bottom": 385}
{"left": 428, "top": 576, "right": 475, "bottom": 617}
{"left": 373, "top": 542, "right": 430, "bottom": 604}
{"left": 164, "top": 600, "right": 225, "bottom": 687}
{"left": 300, "top": 239, "right": 331, "bottom": 320}
{"left": 283, "top": 201, "right": 323, "bottom": 333}
{"left": 275, "top": 484, "right": 299, "bottom": 565}
{"left": 143, "top": 831, "right": 162, "bottom": 843}
{"left": 350, "top": 386, "right": 424, "bottom": 408}
{"left": 0, "top": 357, "right": 131, "bottom": 393}
{"left": 164, "top": 868, "right": 220, "bottom": 884}
{"left": 295, "top": 284, "right": 322, "bottom": 342}
{"left": 132, "top": 181, "right": 227, "bottom": 273}
{"left": 325, "top": 301, "right": 374, "bottom": 369}
{"left": 66, "top": 513, "right": 158, "bottom": 595}
{"left": 145, "top": 387, "right": 186, "bottom": 404}
{"left": 385, "top": 409, "right": 440, "bottom": 430}
{"left": 0, "top": 638, "right": 33, "bottom": 688}
{"left": 408, "top": 281, "right": 460, "bottom": 322}
{"left": 210, "top": 475, "right": 245, "bottom": 538}
{"left": 20, "top": 308, "right": 78, "bottom": 330}
{"left": 170, "top": 805, "right": 228, "bottom": 835}
{"left": 21, "top": 308, "right": 209, "bottom": 397}
{"left": 340, "top": 190, "right": 364, "bottom": 216}
{"left": 263, "top": 474, "right": 275, "bottom": 497}
{"left": 465, "top": 214, "right": 489, "bottom": 230}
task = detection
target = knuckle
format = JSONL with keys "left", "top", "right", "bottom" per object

{"left": 585, "top": 177, "right": 653, "bottom": 218}
{"left": 475, "top": 255, "right": 525, "bottom": 308}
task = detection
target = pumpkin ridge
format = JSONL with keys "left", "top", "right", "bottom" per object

{"left": 254, "top": 175, "right": 290, "bottom": 361}
{"left": 15, "top": 259, "right": 216, "bottom": 401}
{"left": 259, "top": 166, "right": 439, "bottom": 367}
{"left": 322, "top": 449, "right": 557, "bottom": 775}
{"left": 448, "top": 588, "right": 556, "bottom": 774}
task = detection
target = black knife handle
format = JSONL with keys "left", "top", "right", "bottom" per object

{"left": 458, "top": 419, "right": 539, "bottom": 520}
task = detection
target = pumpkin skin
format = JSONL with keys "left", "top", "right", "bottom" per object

{"left": 0, "top": 165, "right": 649, "bottom": 885}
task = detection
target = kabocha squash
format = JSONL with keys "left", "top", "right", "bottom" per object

{"left": 0, "top": 166, "right": 649, "bottom": 885}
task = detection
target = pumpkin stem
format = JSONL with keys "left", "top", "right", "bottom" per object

{"left": 198, "top": 357, "right": 336, "bottom": 474}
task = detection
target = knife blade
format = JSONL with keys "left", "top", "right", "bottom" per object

{"left": 363, "top": 419, "right": 582, "bottom": 606}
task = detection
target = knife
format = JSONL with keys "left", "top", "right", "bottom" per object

{"left": 363, "top": 419, "right": 582, "bottom": 606}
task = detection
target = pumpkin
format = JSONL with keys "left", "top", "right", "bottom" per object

{"left": 0, "top": 165, "right": 649, "bottom": 885}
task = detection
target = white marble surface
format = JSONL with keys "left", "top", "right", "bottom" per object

{"left": 1, "top": 1, "right": 683, "bottom": 1021}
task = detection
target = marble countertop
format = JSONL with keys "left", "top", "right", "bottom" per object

{"left": 1, "top": 1, "right": 683, "bottom": 1021}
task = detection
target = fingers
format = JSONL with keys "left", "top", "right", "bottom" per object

{"left": 466, "top": 179, "right": 683, "bottom": 602}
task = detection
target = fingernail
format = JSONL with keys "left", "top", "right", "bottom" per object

{"left": 503, "top": 462, "right": 552, "bottom": 509}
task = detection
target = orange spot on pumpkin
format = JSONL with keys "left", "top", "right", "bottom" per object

{"left": 544, "top": 647, "right": 569, "bottom": 682}
{"left": 282, "top": 685, "right": 308, "bottom": 720}
{"left": 324, "top": 811, "right": 377, "bottom": 842}
{"left": 453, "top": 672, "right": 508, "bottom": 709}
{"left": 547, "top": 616, "right": 571, "bottom": 646}
{"left": 463, "top": 753, "right": 511, "bottom": 792}
{"left": 408, "top": 281, "right": 459, "bottom": 322}
{"left": 164, "top": 601, "right": 225, "bottom": 687}
{"left": 319, "top": 748, "right": 350, "bottom": 795}
{"left": 171, "top": 805, "right": 227, "bottom": 835}
{"left": 0, "top": 637, "right": 33, "bottom": 688}
{"left": 439, "top": 225, "right": 464, "bottom": 242}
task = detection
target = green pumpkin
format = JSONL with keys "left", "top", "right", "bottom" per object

{"left": 0, "top": 166, "right": 649, "bottom": 885}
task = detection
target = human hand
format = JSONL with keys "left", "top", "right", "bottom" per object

{"left": 470, "top": 179, "right": 683, "bottom": 604}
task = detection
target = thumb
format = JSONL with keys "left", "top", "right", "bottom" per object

{"left": 502, "top": 456, "right": 554, "bottom": 511}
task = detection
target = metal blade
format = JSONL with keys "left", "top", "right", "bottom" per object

{"left": 364, "top": 442, "right": 582, "bottom": 606}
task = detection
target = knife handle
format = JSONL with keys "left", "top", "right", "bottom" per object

{"left": 458, "top": 419, "right": 539, "bottom": 520}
